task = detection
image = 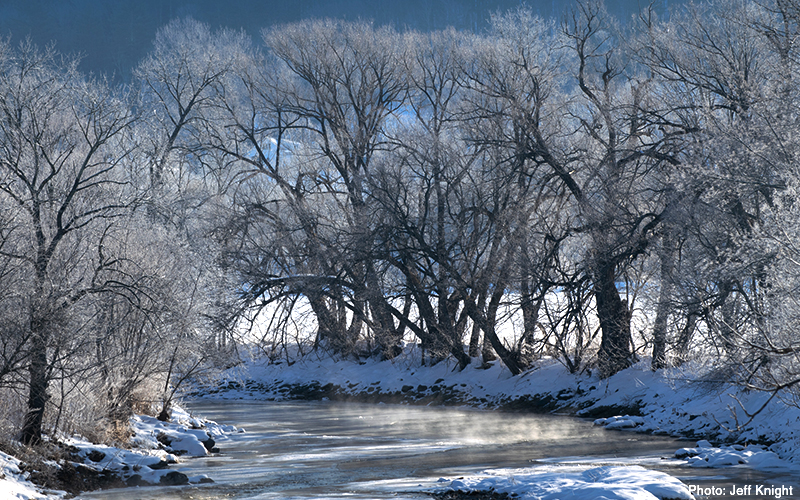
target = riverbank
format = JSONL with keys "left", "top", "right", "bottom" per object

{"left": 0, "top": 406, "right": 235, "bottom": 499}
{"left": 193, "top": 349, "right": 800, "bottom": 469}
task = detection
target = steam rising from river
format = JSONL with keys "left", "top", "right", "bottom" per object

{"left": 317, "top": 404, "right": 578, "bottom": 446}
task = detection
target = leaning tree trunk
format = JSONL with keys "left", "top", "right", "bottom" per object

{"left": 463, "top": 291, "right": 524, "bottom": 376}
{"left": 594, "top": 261, "right": 634, "bottom": 378}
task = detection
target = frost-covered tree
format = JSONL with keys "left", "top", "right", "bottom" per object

{"left": 0, "top": 41, "right": 139, "bottom": 443}
{"left": 463, "top": 3, "right": 687, "bottom": 378}
{"left": 635, "top": 0, "right": 789, "bottom": 371}
{"left": 207, "top": 20, "right": 411, "bottom": 358}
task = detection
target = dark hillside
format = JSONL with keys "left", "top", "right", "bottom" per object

{"left": 0, "top": 0, "right": 677, "bottom": 80}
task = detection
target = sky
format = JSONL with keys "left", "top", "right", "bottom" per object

{"left": 0, "top": 0, "right": 676, "bottom": 81}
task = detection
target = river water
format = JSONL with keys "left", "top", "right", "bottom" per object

{"left": 78, "top": 400, "right": 799, "bottom": 500}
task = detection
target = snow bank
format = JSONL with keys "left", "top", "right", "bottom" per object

{"left": 574, "top": 359, "right": 800, "bottom": 466}
{"left": 440, "top": 465, "right": 693, "bottom": 500}
{"left": 194, "top": 349, "right": 569, "bottom": 408}
{"left": 675, "top": 440, "right": 792, "bottom": 470}
{"left": 0, "top": 405, "right": 234, "bottom": 497}
{"left": 594, "top": 415, "right": 645, "bottom": 430}
{"left": 64, "top": 409, "right": 225, "bottom": 487}
{"left": 77, "top": 405, "right": 235, "bottom": 485}
{"left": 129, "top": 405, "right": 236, "bottom": 458}
{"left": 0, "top": 451, "right": 50, "bottom": 499}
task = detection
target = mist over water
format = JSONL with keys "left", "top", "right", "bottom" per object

{"left": 76, "top": 399, "right": 700, "bottom": 500}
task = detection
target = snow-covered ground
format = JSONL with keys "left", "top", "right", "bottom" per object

{"left": 439, "top": 465, "right": 694, "bottom": 500}
{"left": 0, "top": 406, "right": 237, "bottom": 499}
{"left": 0, "top": 450, "right": 50, "bottom": 500}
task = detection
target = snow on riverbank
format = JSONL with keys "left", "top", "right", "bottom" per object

{"left": 0, "top": 406, "right": 236, "bottom": 498}
{"left": 0, "top": 450, "right": 50, "bottom": 500}
{"left": 62, "top": 405, "right": 235, "bottom": 487}
{"left": 579, "top": 361, "right": 800, "bottom": 467}
{"left": 438, "top": 465, "right": 694, "bottom": 500}
{"left": 674, "top": 440, "right": 789, "bottom": 470}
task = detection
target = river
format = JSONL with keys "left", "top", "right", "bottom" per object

{"left": 78, "top": 400, "right": 799, "bottom": 499}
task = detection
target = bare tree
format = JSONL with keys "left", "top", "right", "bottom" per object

{"left": 456, "top": 3, "right": 684, "bottom": 377}
{"left": 455, "top": 10, "right": 573, "bottom": 373}
{"left": 635, "top": 0, "right": 788, "bottom": 371}
{"left": 133, "top": 17, "right": 244, "bottom": 354}
{"left": 134, "top": 18, "right": 246, "bottom": 195}
{"left": 212, "top": 19, "right": 410, "bottom": 358}
{"left": 0, "top": 41, "right": 142, "bottom": 443}
{"left": 367, "top": 28, "right": 480, "bottom": 369}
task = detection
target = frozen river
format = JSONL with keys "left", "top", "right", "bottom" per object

{"left": 78, "top": 400, "right": 799, "bottom": 499}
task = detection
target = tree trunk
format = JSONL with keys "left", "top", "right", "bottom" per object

{"left": 468, "top": 321, "right": 481, "bottom": 358}
{"left": 674, "top": 310, "right": 698, "bottom": 366}
{"left": 519, "top": 275, "right": 543, "bottom": 354}
{"left": 718, "top": 283, "right": 738, "bottom": 359}
{"left": 652, "top": 230, "right": 676, "bottom": 371}
{"left": 21, "top": 318, "right": 49, "bottom": 445}
{"left": 595, "top": 262, "right": 634, "bottom": 378}
{"left": 468, "top": 291, "right": 486, "bottom": 357}
{"left": 309, "top": 294, "right": 349, "bottom": 354}
{"left": 363, "top": 261, "right": 405, "bottom": 358}
{"left": 464, "top": 291, "right": 524, "bottom": 376}
{"left": 22, "top": 260, "right": 52, "bottom": 444}
{"left": 481, "top": 335, "right": 498, "bottom": 363}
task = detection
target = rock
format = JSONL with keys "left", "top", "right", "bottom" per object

{"left": 159, "top": 471, "right": 189, "bottom": 486}
{"left": 126, "top": 474, "right": 148, "bottom": 487}
{"left": 156, "top": 432, "right": 173, "bottom": 446}
{"left": 201, "top": 437, "right": 215, "bottom": 451}
{"left": 86, "top": 450, "right": 106, "bottom": 462}
{"left": 149, "top": 459, "right": 170, "bottom": 470}
{"left": 675, "top": 447, "right": 700, "bottom": 458}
